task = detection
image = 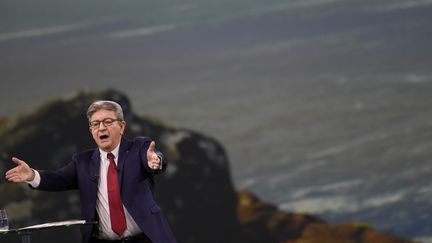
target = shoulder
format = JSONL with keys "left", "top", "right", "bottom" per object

{"left": 118, "top": 137, "right": 153, "bottom": 153}
{"left": 132, "top": 136, "right": 152, "bottom": 144}
{"left": 124, "top": 136, "right": 152, "bottom": 147}
{"left": 71, "top": 148, "right": 96, "bottom": 161}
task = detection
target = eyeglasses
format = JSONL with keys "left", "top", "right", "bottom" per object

{"left": 89, "top": 118, "right": 122, "bottom": 129}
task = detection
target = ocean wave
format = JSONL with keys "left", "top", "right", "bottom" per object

{"left": 0, "top": 24, "right": 90, "bottom": 42}
{"left": 107, "top": 24, "right": 177, "bottom": 39}
{"left": 367, "top": 0, "right": 432, "bottom": 12}
{"left": 280, "top": 188, "right": 408, "bottom": 214}
{"left": 404, "top": 73, "right": 431, "bottom": 83}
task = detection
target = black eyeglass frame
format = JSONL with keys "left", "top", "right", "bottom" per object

{"left": 89, "top": 118, "right": 122, "bottom": 129}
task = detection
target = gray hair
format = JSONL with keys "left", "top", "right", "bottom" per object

{"left": 86, "top": 100, "right": 124, "bottom": 121}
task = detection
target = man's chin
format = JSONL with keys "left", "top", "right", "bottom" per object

{"left": 97, "top": 141, "right": 112, "bottom": 151}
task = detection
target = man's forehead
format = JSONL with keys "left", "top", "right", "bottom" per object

{"left": 91, "top": 109, "right": 116, "bottom": 119}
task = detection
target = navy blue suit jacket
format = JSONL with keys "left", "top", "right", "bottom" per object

{"left": 35, "top": 137, "right": 177, "bottom": 243}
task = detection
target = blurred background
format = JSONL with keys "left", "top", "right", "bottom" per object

{"left": 1, "top": 0, "right": 432, "bottom": 242}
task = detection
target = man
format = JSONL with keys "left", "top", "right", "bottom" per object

{"left": 5, "top": 100, "right": 177, "bottom": 243}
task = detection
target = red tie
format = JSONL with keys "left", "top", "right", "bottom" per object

{"left": 107, "top": 153, "right": 126, "bottom": 236}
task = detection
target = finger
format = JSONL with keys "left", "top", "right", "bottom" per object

{"left": 6, "top": 172, "right": 21, "bottom": 181}
{"left": 6, "top": 174, "right": 18, "bottom": 181}
{"left": 5, "top": 169, "right": 13, "bottom": 177}
{"left": 6, "top": 168, "right": 21, "bottom": 178}
{"left": 5, "top": 171, "right": 14, "bottom": 179}
{"left": 7, "top": 175, "right": 25, "bottom": 182}
{"left": 151, "top": 158, "right": 159, "bottom": 166}
{"left": 5, "top": 167, "right": 20, "bottom": 177}
{"left": 150, "top": 159, "right": 160, "bottom": 169}
{"left": 148, "top": 162, "right": 155, "bottom": 170}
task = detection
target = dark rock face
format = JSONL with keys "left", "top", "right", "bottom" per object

{"left": 236, "top": 191, "right": 414, "bottom": 243}
{"left": 0, "top": 90, "right": 414, "bottom": 243}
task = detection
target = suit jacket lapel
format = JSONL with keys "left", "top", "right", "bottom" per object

{"left": 88, "top": 149, "right": 101, "bottom": 213}
{"left": 90, "top": 149, "right": 101, "bottom": 184}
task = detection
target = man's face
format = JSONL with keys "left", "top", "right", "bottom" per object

{"left": 89, "top": 109, "right": 125, "bottom": 152}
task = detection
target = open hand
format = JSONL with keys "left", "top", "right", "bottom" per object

{"left": 5, "top": 157, "right": 35, "bottom": 182}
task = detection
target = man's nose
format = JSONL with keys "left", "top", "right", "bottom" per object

{"left": 98, "top": 122, "right": 108, "bottom": 129}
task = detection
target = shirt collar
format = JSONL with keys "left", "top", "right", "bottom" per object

{"left": 99, "top": 142, "right": 121, "bottom": 161}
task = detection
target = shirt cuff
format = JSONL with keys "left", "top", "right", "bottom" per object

{"left": 157, "top": 155, "right": 163, "bottom": 170}
{"left": 26, "top": 169, "right": 41, "bottom": 188}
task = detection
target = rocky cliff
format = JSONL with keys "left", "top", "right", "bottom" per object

{"left": 0, "top": 90, "right": 414, "bottom": 243}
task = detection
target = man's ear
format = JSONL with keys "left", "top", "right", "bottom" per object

{"left": 120, "top": 121, "right": 126, "bottom": 135}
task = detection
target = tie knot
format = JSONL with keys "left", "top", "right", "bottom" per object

{"left": 107, "top": 152, "right": 115, "bottom": 161}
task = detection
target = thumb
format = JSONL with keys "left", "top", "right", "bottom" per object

{"left": 147, "top": 141, "right": 156, "bottom": 154}
{"left": 12, "top": 157, "right": 26, "bottom": 166}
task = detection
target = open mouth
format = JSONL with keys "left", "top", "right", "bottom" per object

{"left": 99, "top": 134, "right": 109, "bottom": 140}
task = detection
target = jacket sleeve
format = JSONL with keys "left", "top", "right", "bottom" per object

{"left": 36, "top": 155, "right": 78, "bottom": 191}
